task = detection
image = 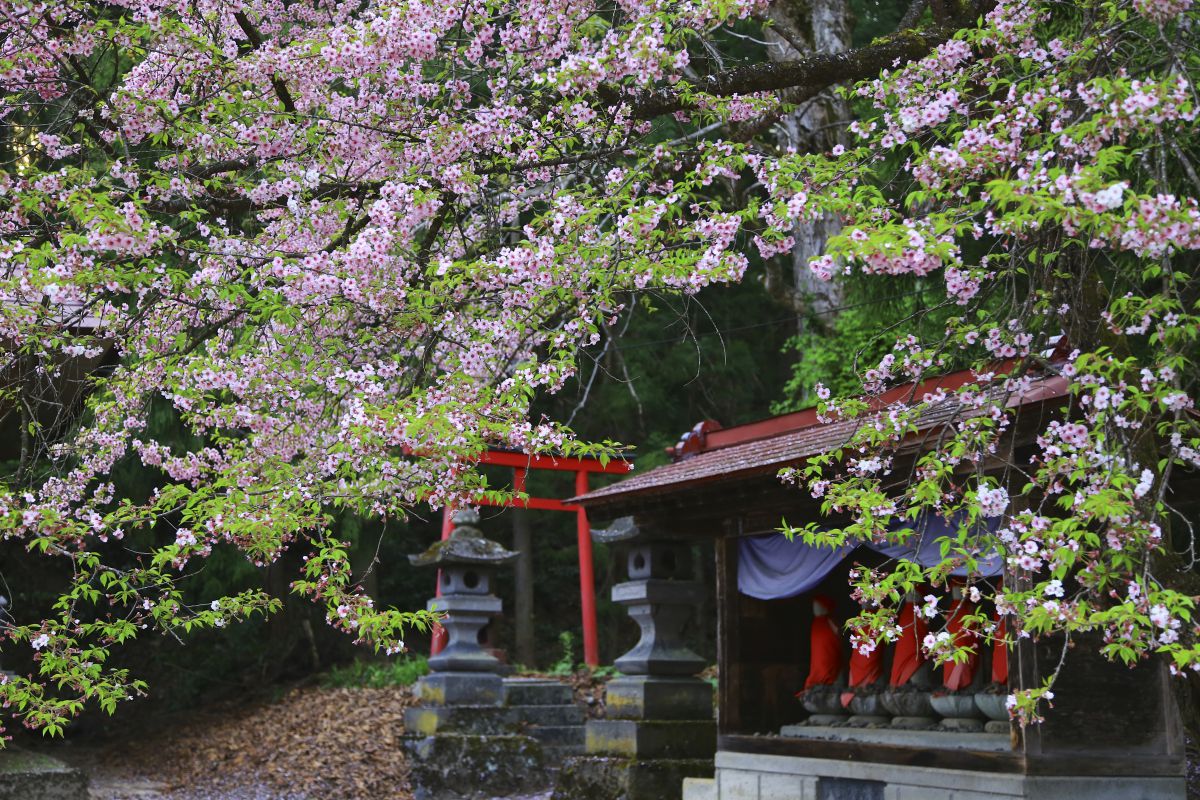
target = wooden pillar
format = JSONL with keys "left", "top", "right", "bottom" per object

{"left": 576, "top": 470, "right": 600, "bottom": 667}
{"left": 429, "top": 505, "right": 454, "bottom": 657}
{"left": 716, "top": 533, "right": 741, "bottom": 735}
{"left": 512, "top": 468, "right": 535, "bottom": 667}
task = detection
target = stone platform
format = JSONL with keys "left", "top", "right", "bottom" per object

{"left": 779, "top": 724, "right": 1011, "bottom": 752}
{"left": 703, "top": 750, "right": 1186, "bottom": 800}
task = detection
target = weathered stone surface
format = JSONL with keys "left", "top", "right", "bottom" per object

{"left": 406, "top": 703, "right": 584, "bottom": 735}
{"left": 403, "top": 734, "right": 547, "bottom": 800}
{"left": 626, "top": 543, "right": 692, "bottom": 580}
{"left": 552, "top": 755, "right": 713, "bottom": 800}
{"left": 605, "top": 676, "right": 713, "bottom": 721}
{"left": 416, "top": 672, "right": 504, "bottom": 707}
{"left": 682, "top": 776, "right": 716, "bottom": 800}
{"left": 777, "top": 725, "right": 1010, "bottom": 753}
{"left": 405, "top": 705, "right": 513, "bottom": 736}
{"left": 0, "top": 749, "right": 88, "bottom": 800}
{"left": 529, "top": 723, "right": 587, "bottom": 757}
{"left": 426, "top": 595, "right": 505, "bottom": 672}
{"left": 585, "top": 719, "right": 716, "bottom": 760}
{"left": 504, "top": 678, "right": 574, "bottom": 707}
{"left": 711, "top": 751, "right": 1187, "bottom": 800}
{"left": 611, "top": 579, "right": 706, "bottom": 676}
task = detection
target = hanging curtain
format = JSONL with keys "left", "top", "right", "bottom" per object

{"left": 737, "top": 534, "right": 853, "bottom": 600}
{"left": 736, "top": 514, "right": 1002, "bottom": 600}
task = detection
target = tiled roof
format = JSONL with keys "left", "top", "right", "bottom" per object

{"left": 575, "top": 374, "right": 1069, "bottom": 506}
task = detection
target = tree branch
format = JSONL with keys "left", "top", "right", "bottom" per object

{"left": 233, "top": 11, "right": 296, "bottom": 113}
{"left": 626, "top": 24, "right": 959, "bottom": 119}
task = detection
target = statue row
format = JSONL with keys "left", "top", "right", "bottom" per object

{"left": 797, "top": 587, "right": 1010, "bottom": 733}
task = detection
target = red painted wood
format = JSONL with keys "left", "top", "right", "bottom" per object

{"left": 476, "top": 495, "right": 577, "bottom": 513}
{"left": 576, "top": 470, "right": 599, "bottom": 667}
{"left": 430, "top": 505, "right": 453, "bottom": 657}
{"left": 476, "top": 449, "right": 633, "bottom": 474}
{"left": 699, "top": 361, "right": 1024, "bottom": 453}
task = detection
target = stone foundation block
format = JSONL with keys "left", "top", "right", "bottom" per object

{"left": 405, "top": 705, "right": 513, "bottom": 736}
{"left": 605, "top": 676, "right": 714, "bottom": 721}
{"left": 682, "top": 777, "right": 716, "bottom": 800}
{"left": 552, "top": 755, "right": 712, "bottom": 800}
{"left": 406, "top": 702, "right": 585, "bottom": 735}
{"left": 416, "top": 672, "right": 503, "bottom": 707}
{"left": 718, "top": 768, "right": 760, "bottom": 800}
{"left": 586, "top": 719, "right": 716, "bottom": 760}
{"left": 403, "top": 733, "right": 546, "bottom": 800}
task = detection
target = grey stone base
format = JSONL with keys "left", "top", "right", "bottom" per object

{"left": 0, "top": 749, "right": 88, "bottom": 800}
{"left": 845, "top": 715, "right": 889, "bottom": 728}
{"left": 605, "top": 676, "right": 713, "bottom": 721}
{"left": 889, "top": 716, "right": 936, "bottom": 730}
{"left": 804, "top": 714, "right": 849, "bottom": 726}
{"left": 779, "top": 725, "right": 1010, "bottom": 752}
{"left": 416, "top": 672, "right": 504, "bottom": 706}
{"left": 586, "top": 719, "right": 716, "bottom": 760}
{"left": 552, "top": 755, "right": 713, "bottom": 800}
{"left": 403, "top": 734, "right": 546, "bottom": 800}
{"left": 938, "top": 717, "right": 985, "bottom": 733}
{"left": 711, "top": 751, "right": 1186, "bottom": 800}
{"left": 405, "top": 702, "right": 584, "bottom": 735}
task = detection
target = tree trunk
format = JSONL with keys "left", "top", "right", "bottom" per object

{"left": 762, "top": 0, "right": 853, "bottom": 325}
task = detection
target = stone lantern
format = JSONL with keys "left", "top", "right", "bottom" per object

{"left": 408, "top": 507, "right": 518, "bottom": 705}
{"left": 556, "top": 517, "right": 714, "bottom": 800}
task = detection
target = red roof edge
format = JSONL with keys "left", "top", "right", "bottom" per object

{"left": 690, "top": 360, "right": 1024, "bottom": 456}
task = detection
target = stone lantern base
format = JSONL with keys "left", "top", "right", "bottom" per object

{"left": 404, "top": 676, "right": 588, "bottom": 799}
{"left": 552, "top": 675, "right": 716, "bottom": 800}
{"left": 554, "top": 756, "right": 714, "bottom": 800}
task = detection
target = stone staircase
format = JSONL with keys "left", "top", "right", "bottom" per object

{"left": 502, "top": 678, "right": 586, "bottom": 760}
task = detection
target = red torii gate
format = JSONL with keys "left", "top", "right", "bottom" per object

{"left": 430, "top": 449, "right": 633, "bottom": 667}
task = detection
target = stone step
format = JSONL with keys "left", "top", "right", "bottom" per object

{"left": 528, "top": 724, "right": 586, "bottom": 750}
{"left": 508, "top": 703, "right": 586, "bottom": 727}
{"left": 682, "top": 777, "right": 716, "bottom": 800}
{"left": 503, "top": 678, "right": 574, "bottom": 706}
{"left": 541, "top": 742, "right": 587, "bottom": 763}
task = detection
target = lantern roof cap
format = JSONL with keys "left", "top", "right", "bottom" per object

{"left": 409, "top": 508, "right": 518, "bottom": 567}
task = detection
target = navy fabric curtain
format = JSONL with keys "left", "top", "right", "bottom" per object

{"left": 736, "top": 515, "right": 1002, "bottom": 600}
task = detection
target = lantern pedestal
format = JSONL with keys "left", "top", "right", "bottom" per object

{"left": 554, "top": 520, "right": 715, "bottom": 800}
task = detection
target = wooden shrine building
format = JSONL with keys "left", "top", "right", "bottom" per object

{"left": 575, "top": 366, "right": 1190, "bottom": 800}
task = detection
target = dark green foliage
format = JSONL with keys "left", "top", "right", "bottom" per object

{"left": 320, "top": 656, "right": 430, "bottom": 689}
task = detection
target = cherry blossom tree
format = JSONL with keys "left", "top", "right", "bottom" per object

{"left": 0, "top": 0, "right": 1195, "bottom": 737}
